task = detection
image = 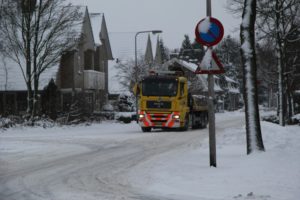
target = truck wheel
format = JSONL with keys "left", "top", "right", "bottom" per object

{"left": 141, "top": 127, "right": 151, "bottom": 132}
{"left": 202, "top": 113, "right": 208, "bottom": 128}
{"left": 180, "top": 116, "right": 189, "bottom": 131}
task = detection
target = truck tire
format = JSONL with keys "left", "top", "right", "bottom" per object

{"left": 202, "top": 113, "right": 208, "bottom": 128}
{"left": 141, "top": 127, "right": 151, "bottom": 132}
{"left": 180, "top": 116, "right": 189, "bottom": 131}
{"left": 191, "top": 113, "right": 201, "bottom": 129}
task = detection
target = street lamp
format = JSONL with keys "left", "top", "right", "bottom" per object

{"left": 134, "top": 30, "right": 162, "bottom": 122}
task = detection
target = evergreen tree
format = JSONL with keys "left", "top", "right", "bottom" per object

{"left": 191, "top": 39, "right": 205, "bottom": 64}
{"left": 158, "top": 38, "right": 169, "bottom": 63}
{"left": 178, "top": 35, "right": 204, "bottom": 64}
{"left": 179, "top": 35, "right": 193, "bottom": 62}
{"left": 215, "top": 36, "right": 241, "bottom": 81}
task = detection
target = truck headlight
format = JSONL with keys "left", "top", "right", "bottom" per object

{"left": 173, "top": 115, "right": 180, "bottom": 119}
{"left": 139, "top": 114, "right": 145, "bottom": 119}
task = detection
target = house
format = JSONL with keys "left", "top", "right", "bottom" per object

{"left": 221, "top": 76, "right": 241, "bottom": 111}
{"left": 57, "top": 8, "right": 113, "bottom": 114}
{"left": 163, "top": 58, "right": 241, "bottom": 112}
{"left": 0, "top": 6, "right": 113, "bottom": 116}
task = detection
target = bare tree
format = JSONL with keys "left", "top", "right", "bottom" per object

{"left": 256, "top": 40, "right": 278, "bottom": 108}
{"left": 257, "top": 0, "right": 300, "bottom": 125}
{"left": 240, "top": 0, "right": 265, "bottom": 154}
{"left": 228, "top": 0, "right": 300, "bottom": 125}
{"left": 115, "top": 56, "right": 155, "bottom": 92}
{"left": 0, "top": 0, "right": 81, "bottom": 117}
{"left": 0, "top": 55, "right": 8, "bottom": 91}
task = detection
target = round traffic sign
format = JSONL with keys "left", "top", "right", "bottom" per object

{"left": 195, "top": 17, "right": 224, "bottom": 46}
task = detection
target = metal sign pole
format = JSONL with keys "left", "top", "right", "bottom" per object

{"left": 206, "top": 0, "right": 217, "bottom": 167}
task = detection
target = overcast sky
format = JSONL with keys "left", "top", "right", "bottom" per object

{"left": 68, "top": 0, "right": 241, "bottom": 50}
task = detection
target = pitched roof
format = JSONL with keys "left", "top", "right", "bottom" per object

{"left": 144, "top": 34, "right": 154, "bottom": 63}
{"left": 90, "top": 13, "right": 113, "bottom": 60}
{"left": 73, "top": 6, "right": 87, "bottom": 39}
{"left": 164, "top": 57, "right": 198, "bottom": 72}
{"left": 89, "top": 13, "right": 103, "bottom": 45}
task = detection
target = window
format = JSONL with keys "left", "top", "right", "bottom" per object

{"left": 142, "top": 78, "right": 178, "bottom": 97}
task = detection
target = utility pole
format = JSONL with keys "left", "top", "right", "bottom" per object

{"left": 206, "top": 0, "right": 217, "bottom": 167}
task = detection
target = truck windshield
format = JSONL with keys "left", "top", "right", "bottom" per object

{"left": 142, "top": 78, "right": 178, "bottom": 96}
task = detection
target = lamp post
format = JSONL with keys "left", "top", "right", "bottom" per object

{"left": 134, "top": 30, "right": 162, "bottom": 122}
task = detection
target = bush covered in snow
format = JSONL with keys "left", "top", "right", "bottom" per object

{"left": 0, "top": 115, "right": 56, "bottom": 129}
{"left": 0, "top": 117, "right": 15, "bottom": 129}
{"left": 262, "top": 113, "right": 300, "bottom": 125}
{"left": 292, "top": 114, "right": 300, "bottom": 125}
{"left": 102, "top": 103, "right": 114, "bottom": 111}
{"left": 115, "top": 112, "right": 135, "bottom": 124}
{"left": 261, "top": 114, "right": 279, "bottom": 124}
{"left": 118, "top": 93, "right": 135, "bottom": 112}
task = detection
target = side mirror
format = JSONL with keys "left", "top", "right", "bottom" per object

{"left": 133, "top": 83, "right": 140, "bottom": 95}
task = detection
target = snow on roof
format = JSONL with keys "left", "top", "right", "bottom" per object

{"left": 226, "top": 77, "right": 240, "bottom": 94}
{"left": 165, "top": 58, "right": 198, "bottom": 72}
{"left": 72, "top": 6, "right": 86, "bottom": 39}
{"left": 228, "top": 87, "right": 240, "bottom": 94}
{"left": 214, "top": 82, "right": 223, "bottom": 92}
{"left": 164, "top": 58, "right": 212, "bottom": 92}
{"left": 89, "top": 13, "right": 103, "bottom": 45}
{"left": 201, "top": 81, "right": 223, "bottom": 92}
{"left": 180, "top": 59, "right": 198, "bottom": 72}
{"left": 225, "top": 76, "right": 238, "bottom": 83}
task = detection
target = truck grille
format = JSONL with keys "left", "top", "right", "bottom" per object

{"left": 147, "top": 101, "right": 171, "bottom": 109}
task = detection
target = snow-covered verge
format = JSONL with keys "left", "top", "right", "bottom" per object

{"left": 129, "top": 112, "right": 300, "bottom": 200}
{"left": 0, "top": 116, "right": 57, "bottom": 129}
{"left": 0, "top": 111, "right": 299, "bottom": 200}
{"left": 0, "top": 111, "right": 136, "bottom": 129}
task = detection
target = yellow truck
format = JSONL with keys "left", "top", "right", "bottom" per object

{"left": 136, "top": 71, "right": 208, "bottom": 132}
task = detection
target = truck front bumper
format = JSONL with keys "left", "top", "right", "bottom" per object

{"left": 138, "top": 111, "right": 181, "bottom": 128}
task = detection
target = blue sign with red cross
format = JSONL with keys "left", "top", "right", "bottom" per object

{"left": 195, "top": 17, "right": 224, "bottom": 47}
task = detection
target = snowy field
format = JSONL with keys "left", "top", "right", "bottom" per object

{"left": 0, "top": 111, "right": 299, "bottom": 200}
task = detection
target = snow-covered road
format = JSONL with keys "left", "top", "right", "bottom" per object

{"left": 0, "top": 113, "right": 243, "bottom": 200}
